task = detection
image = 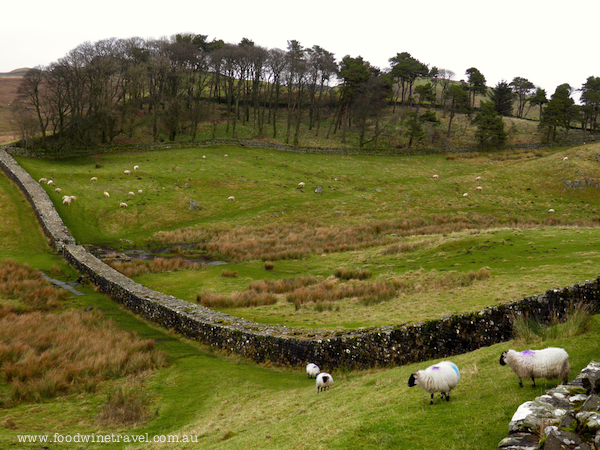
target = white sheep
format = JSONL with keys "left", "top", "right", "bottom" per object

{"left": 298, "top": 182, "right": 305, "bottom": 189}
{"left": 62, "top": 195, "right": 72, "bottom": 205}
{"left": 432, "top": 174, "right": 439, "bottom": 179}
{"left": 316, "top": 372, "right": 333, "bottom": 393}
{"left": 548, "top": 208, "right": 555, "bottom": 213}
{"left": 128, "top": 191, "right": 135, "bottom": 197}
{"left": 54, "top": 188, "right": 62, "bottom": 193}
{"left": 39, "top": 178, "right": 48, "bottom": 184}
{"left": 475, "top": 186, "right": 483, "bottom": 191}
{"left": 47, "top": 180, "right": 55, "bottom": 186}
{"left": 202, "top": 155, "right": 206, "bottom": 159}
{"left": 104, "top": 191, "right": 110, "bottom": 198}
{"left": 224, "top": 154, "right": 228, "bottom": 158}
{"left": 475, "top": 176, "right": 482, "bottom": 181}
{"left": 228, "top": 196, "right": 235, "bottom": 201}
{"left": 500, "top": 347, "right": 570, "bottom": 387}
{"left": 90, "top": 176, "right": 98, "bottom": 182}
{"left": 119, "top": 202, "right": 128, "bottom": 208}
{"left": 462, "top": 193, "right": 468, "bottom": 197}
{"left": 124, "top": 170, "right": 131, "bottom": 176}
{"left": 69, "top": 195, "right": 77, "bottom": 202}
{"left": 133, "top": 165, "right": 139, "bottom": 170}
{"left": 306, "top": 363, "right": 320, "bottom": 379}
{"left": 408, "top": 361, "right": 460, "bottom": 405}
{"left": 137, "top": 189, "right": 143, "bottom": 195}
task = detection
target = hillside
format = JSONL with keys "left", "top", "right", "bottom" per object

{"left": 0, "top": 72, "right": 23, "bottom": 144}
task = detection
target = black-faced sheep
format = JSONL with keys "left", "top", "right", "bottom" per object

{"left": 408, "top": 361, "right": 460, "bottom": 405}
{"left": 500, "top": 347, "right": 570, "bottom": 387}
{"left": 316, "top": 372, "right": 333, "bottom": 392}
{"left": 306, "top": 363, "right": 320, "bottom": 379}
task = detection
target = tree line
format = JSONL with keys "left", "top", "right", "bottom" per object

{"left": 9, "top": 33, "right": 600, "bottom": 150}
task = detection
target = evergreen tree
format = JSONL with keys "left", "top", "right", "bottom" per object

{"left": 489, "top": 80, "right": 514, "bottom": 116}
{"left": 473, "top": 101, "right": 508, "bottom": 146}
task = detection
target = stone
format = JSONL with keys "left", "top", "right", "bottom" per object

{"left": 314, "top": 185, "right": 323, "bottom": 194}
{"left": 543, "top": 429, "right": 582, "bottom": 450}
{"left": 189, "top": 200, "right": 199, "bottom": 210}
{"left": 580, "top": 394, "right": 600, "bottom": 412}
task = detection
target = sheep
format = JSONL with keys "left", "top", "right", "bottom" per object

{"left": 298, "top": 182, "right": 305, "bottom": 189}
{"left": 39, "top": 178, "right": 48, "bottom": 184}
{"left": 47, "top": 180, "right": 55, "bottom": 186}
{"left": 432, "top": 174, "right": 439, "bottom": 179}
{"left": 128, "top": 191, "right": 135, "bottom": 197}
{"left": 475, "top": 186, "right": 483, "bottom": 191}
{"left": 475, "top": 176, "right": 482, "bottom": 181}
{"left": 563, "top": 156, "right": 568, "bottom": 161}
{"left": 202, "top": 155, "right": 206, "bottom": 159}
{"left": 104, "top": 191, "right": 110, "bottom": 198}
{"left": 119, "top": 202, "right": 128, "bottom": 208}
{"left": 548, "top": 208, "right": 555, "bottom": 213}
{"left": 124, "top": 170, "right": 131, "bottom": 176}
{"left": 137, "top": 189, "right": 143, "bottom": 195}
{"left": 462, "top": 193, "right": 468, "bottom": 197}
{"left": 224, "top": 154, "right": 228, "bottom": 158}
{"left": 500, "top": 347, "right": 570, "bottom": 387}
{"left": 316, "top": 372, "right": 334, "bottom": 393}
{"left": 306, "top": 363, "right": 320, "bottom": 379}
{"left": 408, "top": 361, "right": 460, "bottom": 405}
{"left": 54, "top": 188, "right": 62, "bottom": 193}
{"left": 90, "top": 176, "right": 98, "bottom": 182}
{"left": 133, "top": 165, "right": 139, "bottom": 170}
{"left": 69, "top": 195, "right": 77, "bottom": 202}
{"left": 228, "top": 196, "right": 235, "bottom": 201}
{"left": 62, "top": 195, "right": 72, "bottom": 205}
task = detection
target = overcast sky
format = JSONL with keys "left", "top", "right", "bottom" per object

{"left": 2, "top": 0, "right": 598, "bottom": 99}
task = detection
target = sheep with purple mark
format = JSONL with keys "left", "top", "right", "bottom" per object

{"left": 306, "top": 363, "right": 320, "bottom": 379}
{"left": 408, "top": 361, "right": 460, "bottom": 405}
{"left": 499, "top": 347, "right": 570, "bottom": 387}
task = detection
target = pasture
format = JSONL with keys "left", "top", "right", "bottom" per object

{"left": 14, "top": 143, "right": 600, "bottom": 330}
{"left": 1, "top": 143, "right": 600, "bottom": 449}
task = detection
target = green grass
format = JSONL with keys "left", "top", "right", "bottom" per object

{"left": 3, "top": 143, "right": 600, "bottom": 449}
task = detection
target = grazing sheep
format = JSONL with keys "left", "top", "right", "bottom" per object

{"left": 500, "top": 348, "right": 570, "bottom": 387}
{"left": 62, "top": 195, "right": 72, "bottom": 205}
{"left": 54, "top": 188, "right": 62, "bottom": 193}
{"left": 119, "top": 202, "right": 128, "bottom": 208}
{"left": 202, "top": 155, "right": 206, "bottom": 159}
{"left": 90, "top": 176, "right": 98, "bottom": 182}
{"left": 476, "top": 176, "right": 482, "bottom": 181}
{"left": 138, "top": 189, "right": 143, "bottom": 195}
{"left": 228, "top": 196, "right": 235, "bottom": 201}
{"left": 563, "top": 156, "right": 568, "bottom": 161}
{"left": 39, "top": 178, "right": 48, "bottom": 184}
{"left": 124, "top": 170, "right": 131, "bottom": 176}
{"left": 104, "top": 191, "right": 110, "bottom": 198}
{"left": 47, "top": 180, "right": 55, "bottom": 186}
{"left": 224, "top": 154, "right": 228, "bottom": 158}
{"left": 128, "top": 191, "right": 135, "bottom": 197}
{"left": 548, "top": 208, "right": 555, "bottom": 213}
{"left": 298, "top": 182, "right": 305, "bottom": 189}
{"left": 462, "top": 193, "right": 468, "bottom": 197}
{"left": 316, "top": 372, "right": 333, "bottom": 393}
{"left": 306, "top": 363, "right": 320, "bottom": 379}
{"left": 69, "top": 195, "right": 77, "bottom": 202}
{"left": 133, "top": 165, "right": 139, "bottom": 170}
{"left": 408, "top": 361, "right": 460, "bottom": 405}
{"left": 475, "top": 186, "right": 483, "bottom": 191}
{"left": 432, "top": 174, "right": 439, "bottom": 179}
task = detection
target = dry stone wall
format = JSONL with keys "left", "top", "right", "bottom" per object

{"left": 1, "top": 147, "right": 600, "bottom": 372}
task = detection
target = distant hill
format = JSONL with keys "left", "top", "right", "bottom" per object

{"left": 0, "top": 68, "right": 29, "bottom": 78}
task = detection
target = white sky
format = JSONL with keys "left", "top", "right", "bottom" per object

{"left": 2, "top": 0, "right": 598, "bottom": 99}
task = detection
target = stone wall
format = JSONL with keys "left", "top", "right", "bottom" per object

{"left": 1, "top": 147, "right": 600, "bottom": 372}
{"left": 497, "top": 361, "right": 600, "bottom": 450}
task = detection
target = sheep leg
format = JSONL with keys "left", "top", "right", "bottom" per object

{"left": 518, "top": 378, "right": 523, "bottom": 388}
{"left": 429, "top": 394, "right": 434, "bottom": 405}
{"left": 531, "top": 377, "right": 536, "bottom": 387}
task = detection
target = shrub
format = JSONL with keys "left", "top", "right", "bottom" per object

{"left": 221, "top": 270, "right": 239, "bottom": 278}
{"left": 334, "top": 267, "right": 372, "bottom": 280}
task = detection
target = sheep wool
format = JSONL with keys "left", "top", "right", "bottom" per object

{"left": 408, "top": 361, "right": 460, "bottom": 405}
{"left": 500, "top": 347, "right": 570, "bottom": 387}
{"left": 316, "top": 372, "right": 333, "bottom": 393}
{"left": 306, "top": 363, "right": 320, "bottom": 379}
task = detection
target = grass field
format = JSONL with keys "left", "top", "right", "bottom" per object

{"left": 2, "top": 143, "right": 600, "bottom": 449}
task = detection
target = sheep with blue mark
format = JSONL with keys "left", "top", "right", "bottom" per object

{"left": 306, "top": 363, "right": 320, "bottom": 379}
{"left": 500, "top": 347, "right": 570, "bottom": 387}
{"left": 408, "top": 361, "right": 460, "bottom": 405}
{"left": 316, "top": 372, "right": 333, "bottom": 393}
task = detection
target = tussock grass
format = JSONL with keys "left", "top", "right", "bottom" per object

{"left": 334, "top": 267, "right": 372, "bottom": 280}
{"left": 0, "top": 309, "right": 168, "bottom": 406}
{"left": 107, "top": 257, "right": 204, "bottom": 278}
{"left": 96, "top": 378, "right": 152, "bottom": 426}
{"left": 511, "top": 301, "right": 593, "bottom": 344}
{"left": 0, "top": 258, "right": 69, "bottom": 313}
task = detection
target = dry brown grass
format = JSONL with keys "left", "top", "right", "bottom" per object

{"left": 96, "top": 378, "right": 152, "bottom": 426}
{"left": 152, "top": 216, "right": 505, "bottom": 263}
{"left": 0, "top": 258, "right": 69, "bottom": 313}
{"left": 107, "top": 257, "right": 204, "bottom": 278}
{"left": 0, "top": 309, "right": 168, "bottom": 406}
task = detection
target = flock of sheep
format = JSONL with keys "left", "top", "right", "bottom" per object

{"left": 309, "top": 346, "right": 570, "bottom": 405}
{"left": 39, "top": 164, "right": 142, "bottom": 209}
